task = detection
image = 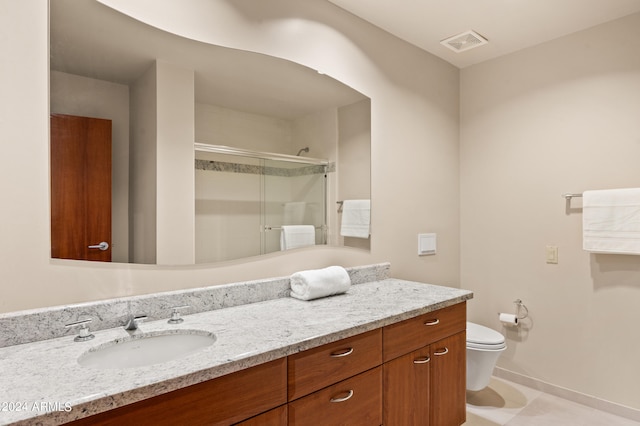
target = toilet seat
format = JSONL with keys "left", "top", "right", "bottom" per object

{"left": 466, "top": 322, "right": 506, "bottom": 351}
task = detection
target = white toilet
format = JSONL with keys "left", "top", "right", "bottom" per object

{"left": 466, "top": 321, "right": 506, "bottom": 391}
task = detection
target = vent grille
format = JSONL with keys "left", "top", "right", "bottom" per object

{"left": 440, "top": 30, "right": 488, "bottom": 53}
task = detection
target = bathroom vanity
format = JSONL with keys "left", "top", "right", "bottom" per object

{"left": 0, "top": 264, "right": 472, "bottom": 425}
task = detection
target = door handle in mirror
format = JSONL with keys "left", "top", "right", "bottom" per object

{"left": 88, "top": 241, "right": 109, "bottom": 251}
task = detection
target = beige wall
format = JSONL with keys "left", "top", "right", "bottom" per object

{"left": 156, "top": 61, "right": 195, "bottom": 265}
{"left": 130, "top": 63, "right": 157, "bottom": 264}
{"left": 461, "top": 13, "right": 640, "bottom": 410}
{"left": 0, "top": 0, "right": 459, "bottom": 312}
{"left": 195, "top": 103, "right": 294, "bottom": 153}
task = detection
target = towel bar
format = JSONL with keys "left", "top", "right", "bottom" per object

{"left": 264, "top": 225, "right": 326, "bottom": 231}
{"left": 562, "top": 193, "right": 583, "bottom": 200}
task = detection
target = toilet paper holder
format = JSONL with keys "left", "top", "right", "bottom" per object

{"left": 497, "top": 299, "right": 529, "bottom": 325}
{"left": 512, "top": 299, "right": 529, "bottom": 320}
{"left": 497, "top": 299, "right": 529, "bottom": 318}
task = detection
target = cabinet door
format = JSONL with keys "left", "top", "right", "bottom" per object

{"left": 288, "top": 367, "right": 382, "bottom": 426}
{"left": 383, "top": 346, "right": 431, "bottom": 426}
{"left": 430, "top": 331, "right": 466, "bottom": 426}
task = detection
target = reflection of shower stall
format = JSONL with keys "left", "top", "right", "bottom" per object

{"left": 194, "top": 143, "right": 327, "bottom": 263}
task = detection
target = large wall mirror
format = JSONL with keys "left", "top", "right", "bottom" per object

{"left": 49, "top": 0, "right": 371, "bottom": 265}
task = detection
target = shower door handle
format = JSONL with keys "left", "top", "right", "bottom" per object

{"left": 88, "top": 241, "right": 109, "bottom": 251}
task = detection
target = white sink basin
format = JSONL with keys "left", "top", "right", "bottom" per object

{"left": 78, "top": 330, "right": 216, "bottom": 369}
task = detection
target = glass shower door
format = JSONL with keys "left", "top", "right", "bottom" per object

{"left": 195, "top": 152, "right": 263, "bottom": 263}
{"left": 195, "top": 149, "right": 327, "bottom": 263}
{"left": 262, "top": 160, "right": 327, "bottom": 254}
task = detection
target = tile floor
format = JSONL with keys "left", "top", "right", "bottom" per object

{"left": 464, "top": 377, "right": 640, "bottom": 426}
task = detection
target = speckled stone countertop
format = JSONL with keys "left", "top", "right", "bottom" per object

{"left": 0, "top": 275, "right": 472, "bottom": 425}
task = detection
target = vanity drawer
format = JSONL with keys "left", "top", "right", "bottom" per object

{"left": 66, "top": 358, "right": 287, "bottom": 426}
{"left": 288, "top": 366, "right": 382, "bottom": 426}
{"left": 288, "top": 329, "right": 382, "bottom": 401}
{"left": 383, "top": 302, "right": 466, "bottom": 362}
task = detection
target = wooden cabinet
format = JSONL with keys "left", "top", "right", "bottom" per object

{"left": 383, "top": 332, "right": 466, "bottom": 426}
{"left": 382, "top": 303, "right": 467, "bottom": 426}
{"left": 287, "top": 302, "right": 466, "bottom": 426}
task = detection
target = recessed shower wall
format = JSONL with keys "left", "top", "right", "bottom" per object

{"left": 195, "top": 149, "right": 327, "bottom": 263}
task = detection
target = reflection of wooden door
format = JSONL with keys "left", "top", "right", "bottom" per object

{"left": 50, "top": 114, "right": 112, "bottom": 261}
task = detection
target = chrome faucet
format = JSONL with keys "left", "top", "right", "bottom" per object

{"left": 124, "top": 314, "right": 147, "bottom": 331}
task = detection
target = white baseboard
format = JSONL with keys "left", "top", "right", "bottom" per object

{"left": 493, "top": 367, "right": 640, "bottom": 422}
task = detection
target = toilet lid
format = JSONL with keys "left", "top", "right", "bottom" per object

{"left": 466, "top": 322, "right": 505, "bottom": 346}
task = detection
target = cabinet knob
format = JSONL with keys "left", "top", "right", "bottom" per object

{"left": 330, "top": 347, "right": 354, "bottom": 358}
{"left": 413, "top": 356, "right": 431, "bottom": 364}
{"left": 329, "top": 389, "right": 354, "bottom": 403}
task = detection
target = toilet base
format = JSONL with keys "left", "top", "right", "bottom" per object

{"left": 466, "top": 347, "right": 503, "bottom": 391}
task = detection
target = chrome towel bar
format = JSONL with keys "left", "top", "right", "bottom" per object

{"left": 562, "top": 193, "right": 583, "bottom": 200}
{"left": 264, "top": 225, "right": 326, "bottom": 231}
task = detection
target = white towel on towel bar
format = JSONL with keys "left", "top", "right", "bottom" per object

{"left": 583, "top": 188, "right": 640, "bottom": 255}
{"left": 340, "top": 199, "right": 371, "bottom": 238}
{"left": 280, "top": 225, "right": 316, "bottom": 251}
{"left": 289, "top": 266, "right": 351, "bottom": 301}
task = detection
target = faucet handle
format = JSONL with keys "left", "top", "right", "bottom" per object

{"left": 168, "top": 305, "right": 190, "bottom": 324}
{"left": 65, "top": 318, "right": 95, "bottom": 342}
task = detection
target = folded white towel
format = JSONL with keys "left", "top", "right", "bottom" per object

{"left": 583, "top": 188, "right": 640, "bottom": 255}
{"left": 340, "top": 199, "right": 370, "bottom": 238}
{"left": 280, "top": 225, "right": 316, "bottom": 251}
{"left": 290, "top": 266, "right": 351, "bottom": 301}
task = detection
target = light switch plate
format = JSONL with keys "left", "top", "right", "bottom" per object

{"left": 546, "top": 245, "right": 558, "bottom": 264}
{"left": 418, "top": 233, "right": 436, "bottom": 256}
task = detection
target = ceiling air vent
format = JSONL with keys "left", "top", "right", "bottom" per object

{"left": 440, "top": 30, "right": 488, "bottom": 53}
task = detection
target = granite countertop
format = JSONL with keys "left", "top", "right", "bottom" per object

{"left": 0, "top": 278, "right": 472, "bottom": 425}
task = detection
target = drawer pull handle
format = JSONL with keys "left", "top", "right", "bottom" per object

{"left": 413, "top": 356, "right": 430, "bottom": 364}
{"left": 330, "top": 389, "right": 354, "bottom": 403}
{"left": 330, "top": 347, "right": 354, "bottom": 358}
{"left": 434, "top": 347, "right": 449, "bottom": 356}
{"left": 424, "top": 319, "right": 440, "bottom": 326}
